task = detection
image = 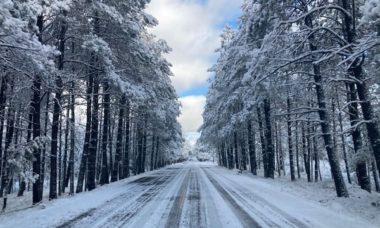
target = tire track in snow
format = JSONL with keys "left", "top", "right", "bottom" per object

{"left": 164, "top": 167, "right": 191, "bottom": 228}
{"left": 58, "top": 169, "right": 179, "bottom": 228}
{"left": 202, "top": 168, "right": 262, "bottom": 228}
{"left": 204, "top": 167, "right": 308, "bottom": 228}
{"left": 182, "top": 168, "right": 206, "bottom": 228}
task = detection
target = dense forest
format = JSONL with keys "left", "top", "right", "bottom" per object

{"left": 0, "top": 0, "right": 183, "bottom": 210}
{"left": 200, "top": 0, "right": 380, "bottom": 197}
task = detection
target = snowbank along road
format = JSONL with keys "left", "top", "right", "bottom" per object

{"left": 0, "top": 162, "right": 375, "bottom": 228}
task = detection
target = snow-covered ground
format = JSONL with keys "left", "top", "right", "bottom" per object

{"left": 0, "top": 162, "right": 379, "bottom": 228}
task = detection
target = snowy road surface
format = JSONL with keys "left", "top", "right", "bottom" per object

{"left": 0, "top": 162, "right": 375, "bottom": 228}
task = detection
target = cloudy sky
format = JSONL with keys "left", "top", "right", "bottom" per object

{"left": 146, "top": 0, "right": 242, "bottom": 146}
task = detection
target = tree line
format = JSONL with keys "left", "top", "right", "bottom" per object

{"left": 200, "top": 0, "right": 380, "bottom": 197}
{"left": 0, "top": 0, "right": 183, "bottom": 210}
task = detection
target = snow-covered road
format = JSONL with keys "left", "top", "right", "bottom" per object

{"left": 0, "top": 162, "right": 375, "bottom": 228}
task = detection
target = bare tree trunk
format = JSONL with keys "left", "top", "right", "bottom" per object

{"left": 287, "top": 96, "right": 295, "bottom": 181}
{"left": 69, "top": 81, "right": 75, "bottom": 195}
{"left": 347, "top": 84, "right": 371, "bottom": 191}
{"left": 372, "top": 161, "right": 380, "bottom": 193}
{"left": 263, "top": 98, "right": 275, "bottom": 179}
{"left": 341, "top": 0, "right": 380, "bottom": 178}
{"left": 257, "top": 106, "right": 267, "bottom": 176}
{"left": 100, "top": 81, "right": 110, "bottom": 185}
{"left": 295, "top": 121, "right": 301, "bottom": 179}
{"left": 336, "top": 89, "right": 352, "bottom": 184}
{"left": 302, "top": 122, "right": 311, "bottom": 182}
{"left": 122, "top": 103, "right": 130, "bottom": 178}
{"left": 111, "top": 96, "right": 125, "bottom": 181}
{"left": 304, "top": 13, "right": 348, "bottom": 197}
{"left": 0, "top": 76, "right": 7, "bottom": 180}
{"left": 76, "top": 77, "right": 92, "bottom": 193}
{"left": 248, "top": 121, "right": 257, "bottom": 175}
{"left": 233, "top": 132, "right": 239, "bottom": 170}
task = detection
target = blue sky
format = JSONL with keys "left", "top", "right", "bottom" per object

{"left": 146, "top": 0, "right": 242, "bottom": 145}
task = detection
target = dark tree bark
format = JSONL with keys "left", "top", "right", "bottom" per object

{"left": 76, "top": 77, "right": 93, "bottom": 193}
{"left": 50, "top": 10, "right": 67, "bottom": 199}
{"left": 304, "top": 13, "right": 348, "bottom": 197}
{"left": 233, "top": 132, "right": 239, "bottom": 170}
{"left": 275, "top": 128, "right": 281, "bottom": 177}
{"left": 240, "top": 135, "right": 247, "bottom": 171}
{"left": 302, "top": 122, "right": 311, "bottom": 182}
{"left": 227, "top": 145, "right": 234, "bottom": 169}
{"left": 49, "top": 78, "right": 62, "bottom": 200}
{"left": 0, "top": 76, "right": 7, "bottom": 179}
{"left": 372, "top": 161, "right": 380, "bottom": 193}
{"left": 340, "top": 0, "right": 380, "bottom": 178}
{"left": 141, "top": 123, "right": 147, "bottom": 173}
{"left": 150, "top": 135, "right": 156, "bottom": 171}
{"left": 257, "top": 106, "right": 267, "bottom": 176}
{"left": 313, "top": 128, "right": 320, "bottom": 182}
{"left": 295, "top": 121, "right": 301, "bottom": 179}
{"left": 347, "top": 84, "right": 371, "bottom": 192}
{"left": 63, "top": 101, "right": 70, "bottom": 191}
{"left": 263, "top": 98, "right": 275, "bottom": 179}
{"left": 122, "top": 104, "right": 130, "bottom": 178}
{"left": 69, "top": 82, "right": 75, "bottom": 195}
{"left": 2, "top": 95, "right": 15, "bottom": 210}
{"left": 247, "top": 122, "right": 257, "bottom": 175}
{"left": 111, "top": 96, "right": 125, "bottom": 182}
{"left": 87, "top": 74, "right": 99, "bottom": 191}
{"left": 154, "top": 137, "right": 160, "bottom": 169}
{"left": 287, "top": 97, "right": 295, "bottom": 181}
{"left": 336, "top": 90, "right": 352, "bottom": 184}
{"left": 100, "top": 81, "right": 110, "bottom": 185}
{"left": 32, "top": 13, "right": 44, "bottom": 204}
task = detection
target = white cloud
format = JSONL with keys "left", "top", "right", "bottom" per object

{"left": 146, "top": 0, "right": 242, "bottom": 93}
{"left": 178, "top": 95, "right": 206, "bottom": 132}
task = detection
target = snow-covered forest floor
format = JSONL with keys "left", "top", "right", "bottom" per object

{"left": 0, "top": 161, "right": 378, "bottom": 228}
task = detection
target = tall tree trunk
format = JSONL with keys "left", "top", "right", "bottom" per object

{"left": 50, "top": 10, "right": 67, "bottom": 199}
{"left": 58, "top": 114, "right": 62, "bottom": 196}
{"left": 302, "top": 122, "right": 311, "bottom": 182}
{"left": 100, "top": 81, "right": 110, "bottom": 185}
{"left": 154, "top": 137, "right": 160, "bottom": 169}
{"left": 257, "top": 106, "right": 267, "bottom": 176}
{"left": 336, "top": 90, "right": 352, "bottom": 184}
{"left": 240, "top": 137, "right": 247, "bottom": 171}
{"left": 111, "top": 96, "right": 125, "bottom": 181}
{"left": 2, "top": 95, "right": 15, "bottom": 210}
{"left": 227, "top": 145, "right": 234, "bottom": 169}
{"left": 287, "top": 97, "right": 295, "bottom": 181}
{"left": 141, "top": 123, "right": 147, "bottom": 173}
{"left": 49, "top": 78, "right": 62, "bottom": 200}
{"left": 247, "top": 121, "right": 257, "bottom": 175}
{"left": 347, "top": 84, "right": 371, "bottom": 191}
{"left": 0, "top": 76, "right": 7, "bottom": 180}
{"left": 123, "top": 104, "right": 130, "bottom": 178}
{"left": 233, "top": 132, "right": 239, "bottom": 170}
{"left": 40, "top": 92, "right": 50, "bottom": 197}
{"left": 304, "top": 14, "right": 348, "bottom": 197}
{"left": 87, "top": 74, "right": 99, "bottom": 191}
{"left": 313, "top": 127, "right": 320, "bottom": 182}
{"left": 263, "top": 98, "right": 275, "bottom": 178}
{"left": 76, "top": 77, "right": 93, "bottom": 193}
{"left": 295, "top": 121, "right": 301, "bottom": 179}
{"left": 341, "top": 0, "right": 380, "bottom": 177}
{"left": 63, "top": 101, "right": 70, "bottom": 190}
{"left": 150, "top": 134, "right": 156, "bottom": 171}
{"left": 372, "top": 161, "right": 380, "bottom": 193}
{"left": 69, "top": 82, "right": 75, "bottom": 195}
